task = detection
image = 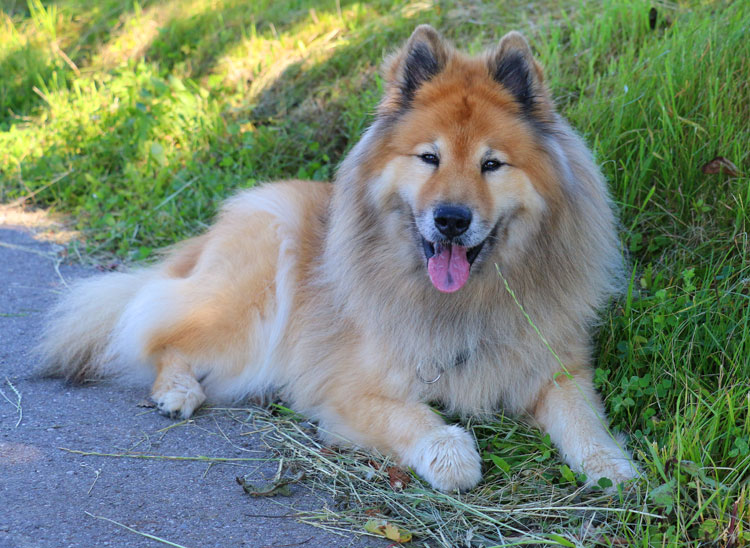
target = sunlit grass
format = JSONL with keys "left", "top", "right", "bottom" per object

{"left": 1, "top": 0, "right": 748, "bottom": 545}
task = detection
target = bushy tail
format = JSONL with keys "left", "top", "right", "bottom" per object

{"left": 37, "top": 270, "right": 155, "bottom": 383}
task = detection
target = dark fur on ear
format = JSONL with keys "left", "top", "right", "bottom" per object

{"left": 402, "top": 40, "right": 441, "bottom": 103}
{"left": 493, "top": 52, "right": 534, "bottom": 110}
{"left": 379, "top": 25, "right": 450, "bottom": 114}
{"left": 489, "top": 32, "right": 551, "bottom": 120}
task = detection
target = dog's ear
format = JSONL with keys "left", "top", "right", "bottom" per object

{"left": 488, "top": 32, "right": 549, "bottom": 117}
{"left": 379, "top": 25, "right": 450, "bottom": 113}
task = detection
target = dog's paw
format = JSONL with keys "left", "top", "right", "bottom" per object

{"left": 407, "top": 425, "right": 482, "bottom": 492}
{"left": 151, "top": 374, "right": 206, "bottom": 419}
{"left": 579, "top": 443, "right": 639, "bottom": 489}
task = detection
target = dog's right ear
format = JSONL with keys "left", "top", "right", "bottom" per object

{"left": 379, "top": 25, "right": 449, "bottom": 114}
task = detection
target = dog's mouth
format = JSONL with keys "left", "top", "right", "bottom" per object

{"left": 420, "top": 236, "right": 487, "bottom": 294}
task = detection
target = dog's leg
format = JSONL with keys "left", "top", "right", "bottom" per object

{"left": 321, "top": 394, "right": 482, "bottom": 492}
{"left": 150, "top": 347, "right": 206, "bottom": 419}
{"left": 532, "top": 370, "right": 638, "bottom": 486}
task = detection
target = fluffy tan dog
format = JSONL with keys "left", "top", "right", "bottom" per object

{"left": 40, "top": 26, "right": 638, "bottom": 491}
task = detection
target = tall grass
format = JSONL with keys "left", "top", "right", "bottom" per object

{"left": 1, "top": 0, "right": 748, "bottom": 545}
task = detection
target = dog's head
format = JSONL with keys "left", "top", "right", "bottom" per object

{"left": 359, "top": 26, "right": 564, "bottom": 293}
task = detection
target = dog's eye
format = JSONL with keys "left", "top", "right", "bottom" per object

{"left": 481, "top": 159, "right": 504, "bottom": 173}
{"left": 419, "top": 153, "right": 440, "bottom": 167}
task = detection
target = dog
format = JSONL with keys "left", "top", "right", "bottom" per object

{"left": 39, "top": 26, "right": 638, "bottom": 491}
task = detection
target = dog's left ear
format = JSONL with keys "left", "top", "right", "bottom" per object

{"left": 379, "top": 25, "right": 450, "bottom": 114}
{"left": 488, "top": 32, "right": 550, "bottom": 116}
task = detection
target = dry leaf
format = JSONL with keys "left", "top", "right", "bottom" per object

{"left": 236, "top": 471, "right": 304, "bottom": 497}
{"left": 386, "top": 466, "right": 411, "bottom": 490}
{"left": 364, "top": 519, "right": 413, "bottom": 543}
{"left": 96, "top": 262, "right": 122, "bottom": 272}
{"left": 136, "top": 398, "right": 156, "bottom": 408}
{"left": 701, "top": 156, "right": 740, "bottom": 176}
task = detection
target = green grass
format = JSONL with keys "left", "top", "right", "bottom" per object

{"left": 1, "top": 0, "right": 748, "bottom": 545}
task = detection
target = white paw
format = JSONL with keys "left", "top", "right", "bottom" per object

{"left": 151, "top": 375, "right": 206, "bottom": 419}
{"left": 407, "top": 425, "right": 482, "bottom": 492}
{"left": 579, "top": 442, "right": 639, "bottom": 487}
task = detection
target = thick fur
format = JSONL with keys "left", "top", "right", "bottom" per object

{"left": 39, "top": 27, "right": 638, "bottom": 491}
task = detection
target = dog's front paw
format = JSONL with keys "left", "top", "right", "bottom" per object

{"left": 151, "top": 374, "right": 206, "bottom": 419}
{"left": 407, "top": 425, "right": 482, "bottom": 492}
{"left": 579, "top": 442, "right": 639, "bottom": 488}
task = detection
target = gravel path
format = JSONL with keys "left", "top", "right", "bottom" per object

{"left": 0, "top": 224, "right": 382, "bottom": 548}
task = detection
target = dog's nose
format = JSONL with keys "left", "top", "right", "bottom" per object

{"left": 433, "top": 204, "right": 472, "bottom": 238}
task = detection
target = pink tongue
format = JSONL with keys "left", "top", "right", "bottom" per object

{"left": 427, "top": 244, "right": 471, "bottom": 293}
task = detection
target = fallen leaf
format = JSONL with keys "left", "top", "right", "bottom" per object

{"left": 701, "top": 156, "right": 740, "bottom": 176}
{"left": 386, "top": 466, "right": 411, "bottom": 490}
{"left": 136, "top": 399, "right": 156, "bottom": 408}
{"left": 364, "top": 519, "right": 413, "bottom": 543}
{"left": 236, "top": 471, "right": 304, "bottom": 497}
{"left": 649, "top": 478, "right": 676, "bottom": 514}
{"left": 96, "top": 262, "right": 122, "bottom": 272}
